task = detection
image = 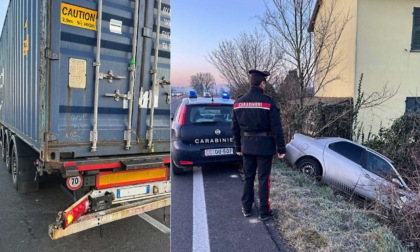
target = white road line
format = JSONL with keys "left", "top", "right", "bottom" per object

{"left": 193, "top": 166, "right": 211, "bottom": 252}
{"left": 138, "top": 213, "right": 171, "bottom": 235}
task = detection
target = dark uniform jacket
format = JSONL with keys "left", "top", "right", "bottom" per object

{"left": 231, "top": 87, "right": 286, "bottom": 156}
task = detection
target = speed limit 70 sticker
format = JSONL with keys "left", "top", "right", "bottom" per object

{"left": 66, "top": 175, "right": 83, "bottom": 190}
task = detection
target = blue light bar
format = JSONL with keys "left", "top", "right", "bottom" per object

{"left": 189, "top": 91, "right": 197, "bottom": 98}
{"left": 221, "top": 92, "right": 230, "bottom": 99}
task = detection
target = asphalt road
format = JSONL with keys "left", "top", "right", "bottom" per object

{"left": 0, "top": 160, "right": 170, "bottom": 252}
{"left": 170, "top": 164, "right": 290, "bottom": 252}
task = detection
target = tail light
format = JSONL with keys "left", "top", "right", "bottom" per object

{"left": 177, "top": 106, "right": 187, "bottom": 125}
{"left": 63, "top": 198, "right": 90, "bottom": 228}
{"left": 162, "top": 157, "right": 170, "bottom": 164}
{"left": 180, "top": 160, "right": 193, "bottom": 165}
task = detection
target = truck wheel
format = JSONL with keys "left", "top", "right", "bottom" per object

{"left": 1, "top": 129, "right": 6, "bottom": 162}
{"left": 171, "top": 160, "right": 184, "bottom": 175}
{"left": 11, "top": 137, "right": 39, "bottom": 193}
{"left": 5, "top": 136, "right": 11, "bottom": 173}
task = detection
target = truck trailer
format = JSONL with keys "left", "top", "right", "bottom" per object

{"left": 0, "top": 0, "right": 171, "bottom": 239}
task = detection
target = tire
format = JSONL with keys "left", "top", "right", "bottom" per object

{"left": 0, "top": 129, "right": 5, "bottom": 162}
{"left": 11, "top": 137, "right": 39, "bottom": 193}
{"left": 297, "top": 158, "right": 322, "bottom": 180}
{"left": 11, "top": 146, "right": 18, "bottom": 188}
{"left": 171, "top": 160, "right": 184, "bottom": 175}
{"left": 5, "top": 135, "right": 11, "bottom": 173}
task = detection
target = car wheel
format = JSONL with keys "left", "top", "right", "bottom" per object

{"left": 297, "top": 158, "right": 322, "bottom": 180}
{"left": 172, "top": 160, "right": 184, "bottom": 175}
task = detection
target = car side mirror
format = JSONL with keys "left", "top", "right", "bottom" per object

{"left": 392, "top": 178, "right": 404, "bottom": 189}
{"left": 170, "top": 113, "right": 174, "bottom": 121}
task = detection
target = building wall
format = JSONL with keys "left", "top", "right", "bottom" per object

{"left": 355, "top": 0, "right": 420, "bottom": 136}
{"left": 315, "top": 0, "right": 358, "bottom": 98}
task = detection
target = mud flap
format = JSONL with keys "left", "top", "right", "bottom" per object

{"left": 13, "top": 136, "right": 39, "bottom": 193}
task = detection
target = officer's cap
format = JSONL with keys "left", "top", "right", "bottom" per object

{"left": 249, "top": 69, "right": 270, "bottom": 86}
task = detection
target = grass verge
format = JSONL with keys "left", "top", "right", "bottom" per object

{"left": 269, "top": 160, "right": 407, "bottom": 252}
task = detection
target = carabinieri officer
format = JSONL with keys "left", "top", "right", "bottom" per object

{"left": 231, "top": 69, "right": 286, "bottom": 221}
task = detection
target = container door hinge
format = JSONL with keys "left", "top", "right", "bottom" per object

{"left": 45, "top": 48, "right": 59, "bottom": 60}
{"left": 44, "top": 133, "right": 58, "bottom": 142}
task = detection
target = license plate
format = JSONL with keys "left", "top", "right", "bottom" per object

{"left": 117, "top": 186, "right": 150, "bottom": 198}
{"left": 204, "top": 148, "right": 234, "bottom": 156}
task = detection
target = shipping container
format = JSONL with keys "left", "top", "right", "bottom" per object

{"left": 0, "top": 0, "right": 171, "bottom": 239}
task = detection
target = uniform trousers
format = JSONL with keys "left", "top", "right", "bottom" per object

{"left": 241, "top": 154, "right": 273, "bottom": 215}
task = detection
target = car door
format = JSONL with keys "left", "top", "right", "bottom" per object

{"left": 355, "top": 151, "right": 404, "bottom": 205}
{"left": 323, "top": 141, "right": 366, "bottom": 196}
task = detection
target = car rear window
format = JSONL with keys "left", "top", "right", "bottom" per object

{"left": 329, "top": 141, "right": 365, "bottom": 165}
{"left": 186, "top": 105, "right": 232, "bottom": 124}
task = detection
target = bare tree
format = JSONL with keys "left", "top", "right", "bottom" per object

{"left": 261, "top": 0, "right": 350, "bottom": 106}
{"left": 190, "top": 72, "right": 216, "bottom": 96}
{"left": 259, "top": 0, "right": 398, "bottom": 139}
{"left": 208, "top": 30, "right": 284, "bottom": 98}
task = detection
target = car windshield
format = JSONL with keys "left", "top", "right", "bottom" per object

{"left": 365, "top": 151, "right": 398, "bottom": 180}
{"left": 187, "top": 105, "right": 232, "bottom": 124}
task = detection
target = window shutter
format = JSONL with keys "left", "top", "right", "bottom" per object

{"left": 411, "top": 8, "right": 420, "bottom": 50}
{"left": 405, "top": 97, "right": 420, "bottom": 114}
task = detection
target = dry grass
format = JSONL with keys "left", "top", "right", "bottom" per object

{"left": 269, "top": 160, "right": 407, "bottom": 252}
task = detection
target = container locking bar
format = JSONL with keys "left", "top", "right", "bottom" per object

{"left": 105, "top": 89, "right": 132, "bottom": 102}
{"left": 99, "top": 70, "right": 126, "bottom": 83}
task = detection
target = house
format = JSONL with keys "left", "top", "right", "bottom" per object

{"left": 309, "top": 0, "right": 420, "bottom": 138}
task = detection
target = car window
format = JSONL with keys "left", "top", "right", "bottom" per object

{"left": 187, "top": 105, "right": 232, "bottom": 124}
{"left": 364, "top": 151, "right": 397, "bottom": 180}
{"left": 328, "top": 141, "right": 364, "bottom": 165}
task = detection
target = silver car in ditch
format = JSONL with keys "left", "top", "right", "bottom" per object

{"left": 285, "top": 133, "right": 418, "bottom": 210}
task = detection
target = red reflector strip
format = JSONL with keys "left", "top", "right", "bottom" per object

{"left": 180, "top": 160, "right": 193, "bottom": 165}
{"left": 64, "top": 161, "right": 77, "bottom": 167}
{"left": 162, "top": 157, "right": 170, "bottom": 164}
{"left": 77, "top": 162, "right": 121, "bottom": 171}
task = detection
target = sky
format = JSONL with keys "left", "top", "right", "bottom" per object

{"left": 0, "top": 1, "right": 8, "bottom": 35}
{"left": 0, "top": 0, "right": 267, "bottom": 86}
{"left": 171, "top": 0, "right": 267, "bottom": 86}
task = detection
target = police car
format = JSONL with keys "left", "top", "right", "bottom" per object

{"left": 171, "top": 91, "right": 242, "bottom": 174}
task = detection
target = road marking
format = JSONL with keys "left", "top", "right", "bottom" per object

{"left": 138, "top": 213, "right": 171, "bottom": 235}
{"left": 193, "top": 166, "right": 210, "bottom": 252}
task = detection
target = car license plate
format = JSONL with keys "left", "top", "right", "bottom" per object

{"left": 117, "top": 185, "right": 150, "bottom": 198}
{"left": 204, "top": 148, "right": 234, "bottom": 156}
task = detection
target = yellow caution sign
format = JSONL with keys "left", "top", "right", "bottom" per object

{"left": 23, "top": 34, "right": 29, "bottom": 56}
{"left": 60, "top": 3, "right": 97, "bottom": 31}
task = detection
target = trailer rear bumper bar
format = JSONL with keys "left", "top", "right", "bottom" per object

{"left": 49, "top": 194, "right": 170, "bottom": 240}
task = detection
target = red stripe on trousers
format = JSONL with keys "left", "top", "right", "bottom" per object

{"left": 268, "top": 174, "right": 271, "bottom": 212}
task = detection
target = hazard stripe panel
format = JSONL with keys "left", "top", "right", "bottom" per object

{"left": 96, "top": 167, "right": 168, "bottom": 189}
{"left": 233, "top": 102, "right": 271, "bottom": 110}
